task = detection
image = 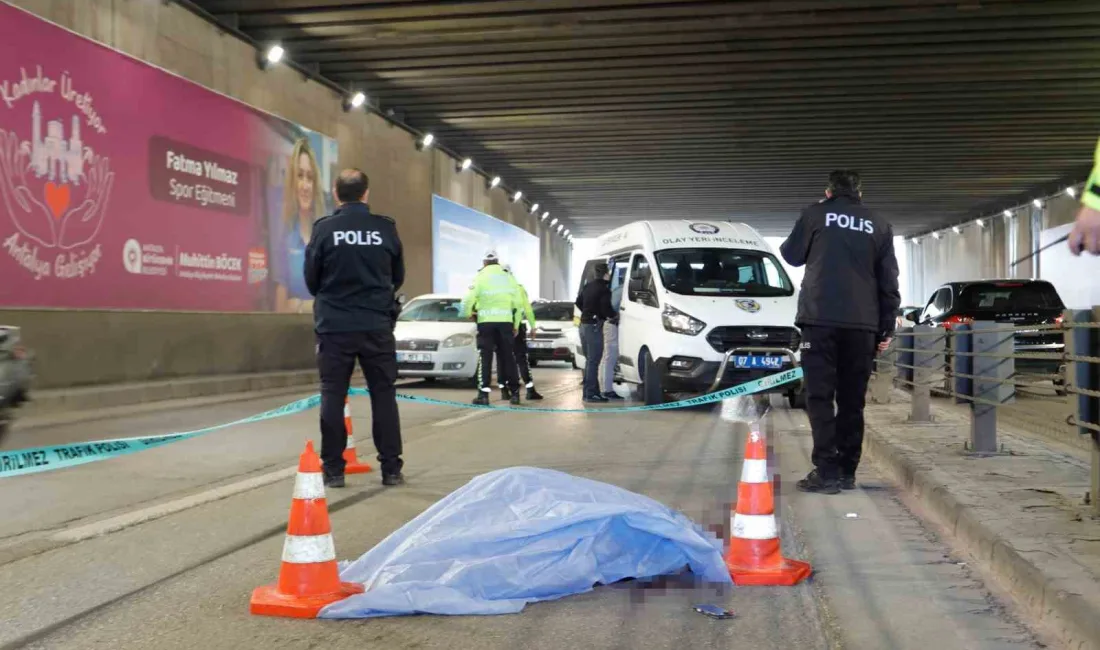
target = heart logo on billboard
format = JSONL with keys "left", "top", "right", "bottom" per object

{"left": 44, "top": 181, "right": 71, "bottom": 219}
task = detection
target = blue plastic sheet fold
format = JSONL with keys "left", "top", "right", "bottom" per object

{"left": 319, "top": 467, "right": 731, "bottom": 619}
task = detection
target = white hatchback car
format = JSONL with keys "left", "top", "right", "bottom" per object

{"left": 394, "top": 294, "right": 478, "bottom": 382}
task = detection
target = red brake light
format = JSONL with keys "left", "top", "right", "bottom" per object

{"left": 942, "top": 315, "right": 973, "bottom": 330}
{"left": 1054, "top": 314, "right": 1064, "bottom": 327}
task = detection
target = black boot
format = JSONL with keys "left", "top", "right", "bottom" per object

{"left": 796, "top": 469, "right": 839, "bottom": 495}
{"left": 839, "top": 473, "right": 857, "bottom": 490}
{"left": 323, "top": 470, "right": 346, "bottom": 489}
{"left": 382, "top": 472, "right": 405, "bottom": 487}
{"left": 526, "top": 387, "right": 544, "bottom": 400}
{"left": 501, "top": 386, "right": 512, "bottom": 401}
{"left": 473, "top": 392, "right": 490, "bottom": 406}
{"left": 509, "top": 391, "right": 522, "bottom": 406}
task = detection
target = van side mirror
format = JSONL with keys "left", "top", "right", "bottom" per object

{"left": 904, "top": 309, "right": 921, "bottom": 323}
{"left": 628, "top": 278, "right": 646, "bottom": 295}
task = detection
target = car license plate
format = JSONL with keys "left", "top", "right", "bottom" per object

{"left": 732, "top": 355, "right": 784, "bottom": 370}
{"left": 397, "top": 352, "right": 432, "bottom": 363}
{"left": 528, "top": 341, "right": 553, "bottom": 349}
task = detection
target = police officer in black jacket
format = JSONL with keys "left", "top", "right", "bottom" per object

{"left": 305, "top": 169, "right": 405, "bottom": 488}
{"left": 780, "top": 170, "right": 901, "bottom": 494}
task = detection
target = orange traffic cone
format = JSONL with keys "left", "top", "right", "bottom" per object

{"left": 250, "top": 441, "right": 364, "bottom": 618}
{"left": 342, "top": 397, "right": 372, "bottom": 474}
{"left": 725, "top": 429, "right": 812, "bottom": 586}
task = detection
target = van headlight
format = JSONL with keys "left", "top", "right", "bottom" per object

{"left": 442, "top": 333, "right": 475, "bottom": 348}
{"left": 662, "top": 304, "right": 706, "bottom": 336}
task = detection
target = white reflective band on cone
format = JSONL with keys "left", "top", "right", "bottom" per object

{"left": 732, "top": 513, "right": 778, "bottom": 540}
{"left": 346, "top": 436, "right": 356, "bottom": 449}
{"left": 282, "top": 534, "right": 336, "bottom": 564}
{"left": 739, "top": 459, "right": 768, "bottom": 484}
{"left": 344, "top": 403, "right": 350, "bottom": 418}
{"left": 292, "top": 472, "right": 326, "bottom": 500}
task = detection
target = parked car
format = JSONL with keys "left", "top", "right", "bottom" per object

{"left": 913, "top": 279, "right": 1067, "bottom": 394}
{"left": 393, "top": 294, "right": 478, "bottom": 383}
{"left": 0, "top": 326, "right": 33, "bottom": 443}
{"left": 527, "top": 301, "right": 577, "bottom": 367}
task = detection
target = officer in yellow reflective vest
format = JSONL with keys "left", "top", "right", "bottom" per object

{"left": 499, "top": 264, "right": 544, "bottom": 402}
{"left": 1070, "top": 136, "right": 1100, "bottom": 256}
{"left": 461, "top": 251, "right": 524, "bottom": 406}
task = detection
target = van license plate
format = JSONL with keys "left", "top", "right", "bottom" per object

{"left": 732, "top": 355, "right": 784, "bottom": 370}
{"left": 397, "top": 352, "right": 432, "bottom": 363}
{"left": 528, "top": 341, "right": 553, "bottom": 349}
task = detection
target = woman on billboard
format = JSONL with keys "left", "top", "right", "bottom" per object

{"left": 274, "top": 137, "right": 326, "bottom": 313}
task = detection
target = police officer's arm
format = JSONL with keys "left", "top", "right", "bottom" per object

{"left": 519, "top": 285, "right": 537, "bottom": 330}
{"left": 511, "top": 282, "right": 524, "bottom": 331}
{"left": 875, "top": 227, "right": 903, "bottom": 339}
{"left": 779, "top": 209, "right": 813, "bottom": 268}
{"left": 303, "top": 220, "right": 325, "bottom": 297}
{"left": 391, "top": 226, "right": 406, "bottom": 291}
{"left": 460, "top": 282, "right": 479, "bottom": 320}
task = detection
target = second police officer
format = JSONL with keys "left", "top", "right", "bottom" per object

{"left": 304, "top": 169, "right": 406, "bottom": 488}
{"left": 779, "top": 170, "right": 901, "bottom": 495}
{"left": 500, "top": 264, "right": 544, "bottom": 402}
{"left": 461, "top": 251, "right": 524, "bottom": 406}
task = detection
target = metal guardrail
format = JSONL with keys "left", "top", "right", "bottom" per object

{"left": 870, "top": 308, "right": 1100, "bottom": 517}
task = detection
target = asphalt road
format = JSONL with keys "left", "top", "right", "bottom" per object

{"left": 0, "top": 367, "right": 1052, "bottom": 649}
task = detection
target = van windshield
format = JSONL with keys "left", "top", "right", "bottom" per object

{"left": 654, "top": 248, "right": 794, "bottom": 297}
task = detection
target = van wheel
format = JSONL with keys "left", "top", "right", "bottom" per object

{"left": 641, "top": 350, "right": 665, "bottom": 406}
{"left": 787, "top": 389, "right": 806, "bottom": 410}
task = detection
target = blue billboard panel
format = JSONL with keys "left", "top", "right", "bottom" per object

{"left": 432, "top": 196, "right": 540, "bottom": 298}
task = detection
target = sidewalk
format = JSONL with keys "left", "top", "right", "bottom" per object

{"left": 863, "top": 392, "right": 1100, "bottom": 650}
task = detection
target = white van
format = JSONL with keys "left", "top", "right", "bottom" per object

{"left": 575, "top": 220, "right": 804, "bottom": 407}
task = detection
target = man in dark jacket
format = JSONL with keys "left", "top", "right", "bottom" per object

{"left": 305, "top": 169, "right": 405, "bottom": 488}
{"left": 780, "top": 170, "right": 901, "bottom": 494}
{"left": 575, "top": 262, "right": 617, "bottom": 402}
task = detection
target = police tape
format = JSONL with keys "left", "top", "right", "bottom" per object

{"left": 0, "top": 368, "right": 801, "bottom": 479}
{"left": 354, "top": 367, "right": 804, "bottom": 414}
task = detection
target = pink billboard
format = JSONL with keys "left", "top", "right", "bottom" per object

{"left": 0, "top": 3, "right": 339, "bottom": 313}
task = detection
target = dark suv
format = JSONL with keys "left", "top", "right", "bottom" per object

{"left": 910, "top": 279, "right": 1066, "bottom": 393}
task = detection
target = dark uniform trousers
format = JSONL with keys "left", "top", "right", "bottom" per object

{"left": 800, "top": 326, "right": 876, "bottom": 480}
{"left": 497, "top": 323, "right": 533, "bottom": 387}
{"left": 316, "top": 330, "right": 403, "bottom": 477}
{"left": 477, "top": 322, "right": 519, "bottom": 391}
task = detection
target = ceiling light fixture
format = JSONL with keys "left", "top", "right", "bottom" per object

{"left": 1032, "top": 198, "right": 1042, "bottom": 208}
{"left": 530, "top": 203, "right": 539, "bottom": 214}
{"left": 550, "top": 218, "right": 559, "bottom": 227}
{"left": 1003, "top": 209, "right": 1012, "bottom": 218}
{"left": 461, "top": 158, "right": 473, "bottom": 171}
{"left": 541, "top": 211, "right": 549, "bottom": 221}
{"left": 976, "top": 218, "right": 985, "bottom": 228}
{"left": 952, "top": 226, "right": 961, "bottom": 234}
{"left": 490, "top": 176, "right": 501, "bottom": 188}
{"left": 1066, "top": 186, "right": 1077, "bottom": 198}
{"left": 417, "top": 133, "right": 434, "bottom": 150}
{"left": 512, "top": 190, "right": 523, "bottom": 202}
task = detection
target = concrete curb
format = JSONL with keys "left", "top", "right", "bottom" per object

{"left": 863, "top": 428, "right": 1100, "bottom": 650}
{"left": 22, "top": 370, "right": 319, "bottom": 417}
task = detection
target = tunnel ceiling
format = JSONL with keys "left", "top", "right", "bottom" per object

{"left": 189, "top": 0, "right": 1100, "bottom": 237}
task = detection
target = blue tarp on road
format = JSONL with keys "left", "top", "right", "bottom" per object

{"left": 318, "top": 467, "right": 731, "bottom": 619}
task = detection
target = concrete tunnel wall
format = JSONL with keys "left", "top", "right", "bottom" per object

{"left": 0, "top": 0, "right": 570, "bottom": 390}
{"left": 904, "top": 192, "right": 1081, "bottom": 307}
